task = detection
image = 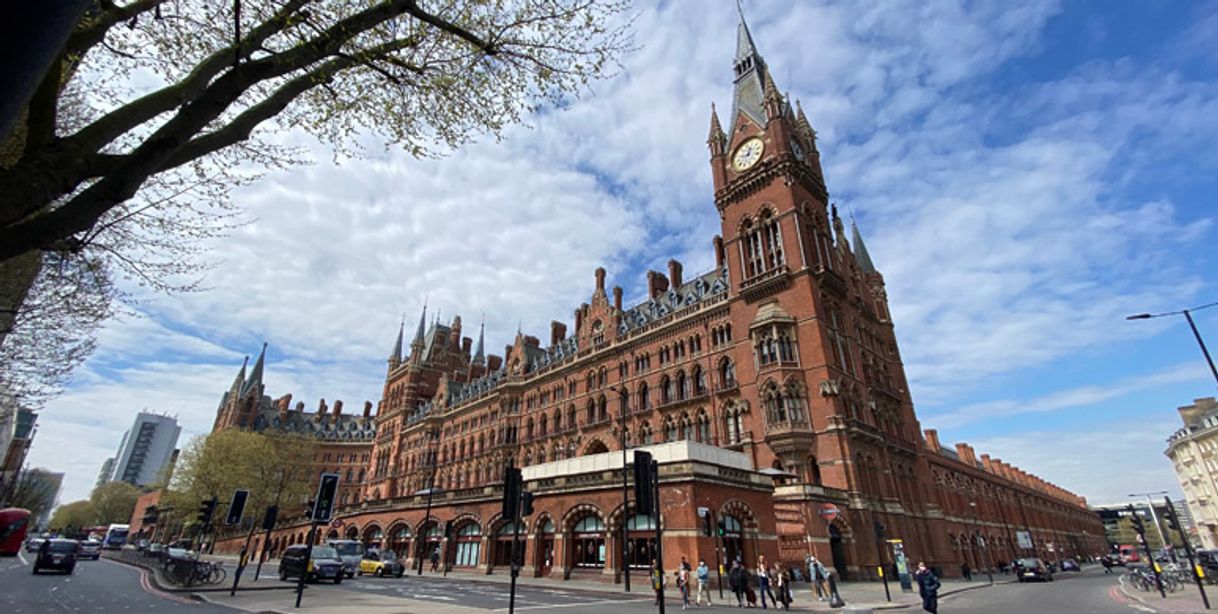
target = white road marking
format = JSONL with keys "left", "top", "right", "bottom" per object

{"left": 1128, "top": 606, "right": 1156, "bottom": 613}
{"left": 495, "top": 598, "right": 652, "bottom": 611}
{"left": 18, "top": 551, "right": 28, "bottom": 565}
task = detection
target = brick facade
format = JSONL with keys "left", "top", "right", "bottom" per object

{"left": 212, "top": 12, "right": 1104, "bottom": 579}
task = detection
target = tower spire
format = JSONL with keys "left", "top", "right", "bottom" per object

{"left": 241, "top": 343, "right": 267, "bottom": 397}
{"left": 708, "top": 103, "right": 726, "bottom": 155}
{"left": 729, "top": 0, "right": 769, "bottom": 133}
{"left": 230, "top": 355, "right": 249, "bottom": 394}
{"left": 388, "top": 315, "right": 405, "bottom": 367}
{"left": 851, "top": 217, "right": 877, "bottom": 273}
{"left": 412, "top": 299, "right": 427, "bottom": 348}
{"left": 473, "top": 316, "right": 486, "bottom": 365}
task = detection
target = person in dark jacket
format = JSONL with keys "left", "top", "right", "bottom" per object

{"left": 728, "top": 560, "right": 747, "bottom": 607}
{"left": 914, "top": 561, "right": 940, "bottom": 614}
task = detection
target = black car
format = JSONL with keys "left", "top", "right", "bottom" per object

{"left": 33, "top": 539, "right": 80, "bottom": 574}
{"left": 1016, "top": 557, "right": 1054, "bottom": 582}
{"left": 78, "top": 540, "right": 102, "bottom": 560}
{"left": 278, "top": 544, "right": 344, "bottom": 584}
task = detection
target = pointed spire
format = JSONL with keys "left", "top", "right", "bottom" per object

{"left": 241, "top": 343, "right": 267, "bottom": 397}
{"left": 795, "top": 100, "right": 816, "bottom": 143}
{"left": 412, "top": 299, "right": 427, "bottom": 348}
{"left": 389, "top": 315, "right": 405, "bottom": 364}
{"left": 762, "top": 70, "right": 784, "bottom": 119}
{"left": 730, "top": 0, "right": 769, "bottom": 132}
{"left": 230, "top": 355, "right": 249, "bottom": 393}
{"left": 708, "top": 103, "right": 726, "bottom": 153}
{"left": 473, "top": 317, "right": 486, "bottom": 365}
{"left": 851, "top": 218, "right": 877, "bottom": 273}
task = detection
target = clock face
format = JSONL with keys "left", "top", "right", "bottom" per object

{"left": 789, "top": 138, "right": 805, "bottom": 161}
{"left": 732, "top": 138, "right": 765, "bottom": 171}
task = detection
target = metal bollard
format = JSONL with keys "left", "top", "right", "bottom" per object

{"left": 828, "top": 573, "right": 846, "bottom": 608}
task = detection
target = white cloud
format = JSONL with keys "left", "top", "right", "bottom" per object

{"left": 30, "top": 1, "right": 1218, "bottom": 507}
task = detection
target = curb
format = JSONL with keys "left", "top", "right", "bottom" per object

{"left": 193, "top": 591, "right": 290, "bottom": 614}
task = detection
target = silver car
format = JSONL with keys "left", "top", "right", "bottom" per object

{"left": 327, "top": 540, "right": 365, "bottom": 578}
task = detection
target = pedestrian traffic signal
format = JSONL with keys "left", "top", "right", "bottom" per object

{"left": 1163, "top": 506, "right": 1182, "bottom": 533}
{"left": 197, "top": 497, "right": 217, "bottom": 526}
{"left": 702, "top": 512, "right": 713, "bottom": 537}
{"left": 717, "top": 519, "right": 726, "bottom": 537}
{"left": 520, "top": 491, "right": 535, "bottom": 517}
{"left": 502, "top": 466, "right": 523, "bottom": 521}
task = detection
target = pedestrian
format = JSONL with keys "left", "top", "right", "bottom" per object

{"left": 914, "top": 561, "right": 941, "bottom": 614}
{"left": 808, "top": 555, "right": 827, "bottom": 601}
{"left": 756, "top": 555, "right": 777, "bottom": 609}
{"left": 677, "top": 559, "right": 691, "bottom": 610}
{"left": 774, "top": 563, "right": 791, "bottom": 610}
{"left": 430, "top": 548, "right": 440, "bottom": 572}
{"left": 961, "top": 561, "right": 972, "bottom": 581}
{"left": 728, "top": 560, "right": 747, "bottom": 607}
{"left": 1101, "top": 557, "right": 1113, "bottom": 574}
{"left": 652, "top": 559, "right": 667, "bottom": 606}
{"left": 696, "top": 558, "right": 713, "bottom": 606}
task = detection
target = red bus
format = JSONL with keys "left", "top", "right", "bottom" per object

{"left": 0, "top": 508, "right": 32, "bottom": 556}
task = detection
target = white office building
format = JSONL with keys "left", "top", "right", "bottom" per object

{"left": 110, "top": 412, "right": 181, "bottom": 487}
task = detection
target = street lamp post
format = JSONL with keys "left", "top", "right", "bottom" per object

{"left": 417, "top": 427, "right": 441, "bottom": 576}
{"left": 1127, "top": 302, "right": 1218, "bottom": 390}
{"left": 615, "top": 386, "right": 632, "bottom": 592}
{"left": 969, "top": 501, "right": 994, "bottom": 584}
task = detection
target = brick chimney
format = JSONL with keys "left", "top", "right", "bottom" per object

{"left": 363, "top": 401, "right": 373, "bottom": 418}
{"left": 318, "top": 398, "right": 328, "bottom": 415}
{"left": 333, "top": 400, "right": 343, "bottom": 418}
{"left": 980, "top": 453, "right": 994, "bottom": 473}
{"left": 668, "top": 259, "right": 684, "bottom": 288}
{"left": 647, "top": 270, "right": 669, "bottom": 299}
{"left": 954, "top": 443, "right": 975, "bottom": 466}
{"left": 462, "top": 336, "right": 472, "bottom": 356}
{"left": 595, "top": 267, "right": 606, "bottom": 292}
{"left": 487, "top": 355, "right": 503, "bottom": 371}
{"left": 613, "top": 286, "right": 623, "bottom": 311}
{"left": 713, "top": 235, "right": 725, "bottom": 268}
{"left": 551, "top": 321, "right": 567, "bottom": 346}
{"left": 294, "top": 401, "right": 305, "bottom": 412}
{"left": 923, "top": 429, "right": 941, "bottom": 452}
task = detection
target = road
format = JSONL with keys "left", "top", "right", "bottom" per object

{"left": 0, "top": 550, "right": 232, "bottom": 613}
{"left": 941, "top": 568, "right": 1207, "bottom": 614}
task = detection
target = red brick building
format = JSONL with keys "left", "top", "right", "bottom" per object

{"left": 214, "top": 12, "right": 1104, "bottom": 579}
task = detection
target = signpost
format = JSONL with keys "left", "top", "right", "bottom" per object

{"left": 253, "top": 505, "right": 278, "bottom": 581}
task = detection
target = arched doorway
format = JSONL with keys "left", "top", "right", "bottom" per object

{"left": 535, "top": 518, "right": 556, "bottom": 577}
{"left": 417, "top": 521, "right": 443, "bottom": 570}
{"left": 326, "top": 529, "right": 340, "bottom": 540}
{"left": 584, "top": 439, "right": 609, "bottom": 455}
{"left": 345, "top": 525, "right": 359, "bottom": 540}
{"left": 452, "top": 521, "right": 482, "bottom": 568}
{"left": 363, "top": 525, "right": 384, "bottom": 549}
{"left": 389, "top": 525, "right": 412, "bottom": 558}
{"left": 721, "top": 515, "right": 745, "bottom": 565}
{"left": 623, "top": 514, "right": 658, "bottom": 570}
{"left": 829, "top": 523, "right": 849, "bottom": 580}
{"left": 570, "top": 515, "right": 606, "bottom": 570}
{"left": 493, "top": 520, "right": 525, "bottom": 569}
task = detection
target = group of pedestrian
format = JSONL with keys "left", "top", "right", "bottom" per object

{"left": 718, "top": 554, "right": 797, "bottom": 609}
{"left": 650, "top": 556, "right": 716, "bottom": 610}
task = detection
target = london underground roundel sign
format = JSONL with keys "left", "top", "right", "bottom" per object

{"left": 818, "top": 503, "right": 840, "bottom": 522}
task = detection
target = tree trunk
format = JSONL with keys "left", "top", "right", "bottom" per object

{"left": 0, "top": 249, "right": 41, "bottom": 351}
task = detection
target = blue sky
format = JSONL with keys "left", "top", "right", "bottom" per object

{"left": 28, "top": 0, "right": 1218, "bottom": 508}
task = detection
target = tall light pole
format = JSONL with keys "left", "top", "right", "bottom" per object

{"left": 614, "top": 385, "right": 632, "bottom": 592}
{"left": 1129, "top": 491, "right": 1171, "bottom": 555}
{"left": 417, "top": 427, "right": 441, "bottom": 576}
{"left": 1127, "top": 301, "right": 1218, "bottom": 390}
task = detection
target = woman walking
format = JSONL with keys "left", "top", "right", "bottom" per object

{"left": 728, "top": 560, "right": 747, "bottom": 607}
{"left": 756, "top": 555, "right": 777, "bottom": 609}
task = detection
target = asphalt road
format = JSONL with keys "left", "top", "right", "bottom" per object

{"left": 0, "top": 550, "right": 233, "bottom": 613}
{"left": 313, "top": 571, "right": 653, "bottom": 610}
{"left": 941, "top": 568, "right": 1195, "bottom": 614}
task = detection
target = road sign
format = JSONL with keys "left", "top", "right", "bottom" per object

{"left": 818, "top": 503, "right": 839, "bottom": 522}
{"left": 697, "top": 507, "right": 710, "bottom": 518}
{"left": 330, "top": 518, "right": 344, "bottom": 528}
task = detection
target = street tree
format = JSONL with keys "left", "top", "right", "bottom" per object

{"left": 167, "top": 429, "right": 317, "bottom": 522}
{"left": 0, "top": 0, "right": 632, "bottom": 372}
{"left": 89, "top": 479, "right": 142, "bottom": 524}
{"left": 49, "top": 499, "right": 95, "bottom": 530}
{"left": 6, "top": 468, "right": 63, "bottom": 524}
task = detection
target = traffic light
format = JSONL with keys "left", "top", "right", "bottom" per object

{"left": 717, "top": 519, "right": 726, "bottom": 537}
{"left": 226, "top": 489, "right": 249, "bottom": 526}
{"left": 444, "top": 519, "right": 454, "bottom": 538}
{"left": 520, "top": 491, "right": 535, "bottom": 517}
{"left": 1163, "top": 506, "right": 1182, "bottom": 533}
{"left": 633, "top": 450, "right": 654, "bottom": 514}
{"left": 311, "top": 473, "right": 340, "bottom": 522}
{"left": 261, "top": 505, "right": 279, "bottom": 531}
{"left": 197, "top": 497, "right": 217, "bottom": 526}
{"left": 502, "top": 466, "right": 523, "bottom": 521}
{"left": 1127, "top": 504, "right": 1146, "bottom": 535}
{"left": 702, "top": 512, "right": 713, "bottom": 537}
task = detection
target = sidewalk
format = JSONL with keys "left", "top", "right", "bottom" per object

{"left": 193, "top": 555, "right": 1009, "bottom": 613}
{"left": 1117, "top": 574, "right": 1212, "bottom": 613}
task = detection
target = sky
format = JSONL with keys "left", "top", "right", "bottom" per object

{"left": 26, "top": 0, "right": 1218, "bottom": 510}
